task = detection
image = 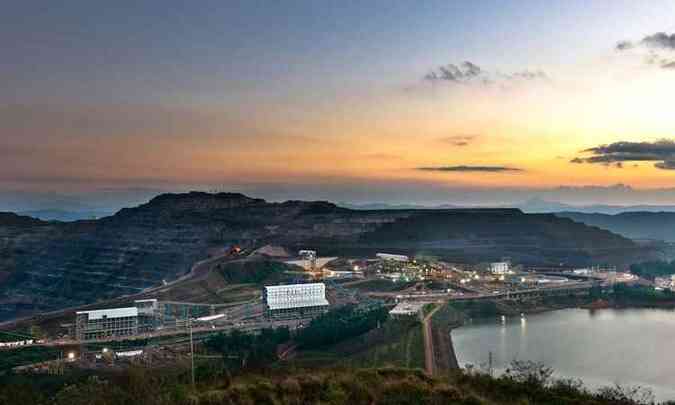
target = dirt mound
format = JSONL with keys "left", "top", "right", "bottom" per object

{"left": 252, "top": 245, "right": 291, "bottom": 258}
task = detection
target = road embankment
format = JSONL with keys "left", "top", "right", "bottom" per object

{"left": 427, "top": 303, "right": 462, "bottom": 372}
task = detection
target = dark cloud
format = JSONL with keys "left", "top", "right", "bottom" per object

{"left": 424, "top": 62, "right": 547, "bottom": 85}
{"left": 424, "top": 61, "right": 483, "bottom": 83}
{"left": 616, "top": 32, "right": 675, "bottom": 70}
{"left": 642, "top": 32, "right": 675, "bottom": 50}
{"left": 617, "top": 32, "right": 675, "bottom": 51}
{"left": 417, "top": 165, "right": 523, "bottom": 173}
{"left": 438, "top": 135, "right": 478, "bottom": 146}
{"left": 655, "top": 161, "right": 675, "bottom": 170}
{"left": 571, "top": 139, "right": 675, "bottom": 170}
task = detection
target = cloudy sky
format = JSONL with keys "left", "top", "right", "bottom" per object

{"left": 3, "top": 1, "right": 675, "bottom": 208}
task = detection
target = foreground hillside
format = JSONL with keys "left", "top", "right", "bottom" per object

{"left": 0, "top": 192, "right": 656, "bottom": 320}
{"left": 2, "top": 366, "right": 663, "bottom": 405}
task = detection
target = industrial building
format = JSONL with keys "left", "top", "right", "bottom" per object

{"left": 263, "top": 282, "right": 329, "bottom": 318}
{"left": 389, "top": 302, "right": 425, "bottom": 320}
{"left": 490, "top": 262, "right": 511, "bottom": 274}
{"left": 376, "top": 253, "right": 409, "bottom": 262}
{"left": 134, "top": 299, "right": 159, "bottom": 331}
{"left": 75, "top": 307, "right": 139, "bottom": 341}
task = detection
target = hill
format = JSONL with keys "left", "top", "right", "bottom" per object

{"left": 0, "top": 192, "right": 658, "bottom": 321}
{"left": 556, "top": 212, "right": 675, "bottom": 242}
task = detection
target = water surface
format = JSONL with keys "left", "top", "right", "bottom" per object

{"left": 452, "top": 308, "right": 675, "bottom": 402}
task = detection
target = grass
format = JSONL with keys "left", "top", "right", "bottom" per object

{"left": 2, "top": 365, "right": 659, "bottom": 405}
{"left": 289, "top": 319, "right": 426, "bottom": 370}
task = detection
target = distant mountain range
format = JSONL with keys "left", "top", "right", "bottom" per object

{"left": 555, "top": 212, "right": 675, "bottom": 242}
{"left": 340, "top": 197, "right": 675, "bottom": 215}
{"left": 18, "top": 209, "right": 113, "bottom": 222}
{"left": 23, "top": 199, "right": 675, "bottom": 222}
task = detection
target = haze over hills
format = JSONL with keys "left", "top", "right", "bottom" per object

{"left": 555, "top": 212, "right": 675, "bottom": 242}
{"left": 20, "top": 196, "right": 675, "bottom": 222}
{"left": 0, "top": 191, "right": 661, "bottom": 322}
{"left": 341, "top": 197, "right": 675, "bottom": 215}
{"left": 18, "top": 209, "right": 113, "bottom": 222}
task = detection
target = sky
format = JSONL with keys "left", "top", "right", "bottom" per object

{"left": 3, "top": 1, "right": 675, "bottom": 209}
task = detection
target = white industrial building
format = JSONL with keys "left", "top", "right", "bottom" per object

{"left": 376, "top": 253, "right": 409, "bottom": 262}
{"left": 75, "top": 307, "right": 139, "bottom": 341}
{"left": 263, "top": 282, "right": 329, "bottom": 318}
{"left": 490, "top": 262, "right": 511, "bottom": 274}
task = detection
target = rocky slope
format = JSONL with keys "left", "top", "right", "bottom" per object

{"left": 0, "top": 192, "right": 657, "bottom": 320}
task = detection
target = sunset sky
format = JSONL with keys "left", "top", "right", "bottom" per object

{"left": 3, "top": 1, "right": 675, "bottom": 207}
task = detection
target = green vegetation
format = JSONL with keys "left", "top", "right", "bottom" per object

{"left": 204, "top": 327, "right": 290, "bottom": 369}
{"left": 289, "top": 319, "right": 424, "bottom": 369}
{"left": 421, "top": 303, "right": 437, "bottom": 318}
{"left": 0, "top": 328, "right": 34, "bottom": 342}
{"left": 630, "top": 261, "right": 675, "bottom": 280}
{"left": 449, "top": 300, "right": 502, "bottom": 318}
{"left": 338, "top": 319, "right": 425, "bottom": 369}
{"left": 1, "top": 363, "right": 667, "bottom": 405}
{"left": 0, "top": 346, "right": 61, "bottom": 371}
{"left": 296, "top": 305, "right": 389, "bottom": 349}
{"left": 215, "top": 259, "right": 293, "bottom": 284}
{"left": 612, "top": 283, "right": 675, "bottom": 304}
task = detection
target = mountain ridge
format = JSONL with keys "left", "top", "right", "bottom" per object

{"left": 556, "top": 211, "right": 675, "bottom": 242}
{"left": 0, "top": 191, "right": 661, "bottom": 321}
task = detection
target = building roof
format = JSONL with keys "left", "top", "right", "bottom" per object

{"left": 264, "top": 282, "right": 325, "bottom": 292}
{"left": 264, "top": 283, "right": 329, "bottom": 311}
{"left": 76, "top": 307, "right": 138, "bottom": 320}
{"left": 389, "top": 302, "right": 425, "bottom": 316}
{"left": 376, "top": 253, "right": 409, "bottom": 261}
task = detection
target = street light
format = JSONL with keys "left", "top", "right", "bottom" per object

{"left": 67, "top": 351, "right": 76, "bottom": 360}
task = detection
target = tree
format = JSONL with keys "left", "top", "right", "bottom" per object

{"left": 504, "top": 360, "right": 554, "bottom": 387}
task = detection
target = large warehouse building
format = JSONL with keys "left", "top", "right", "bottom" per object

{"left": 263, "top": 282, "right": 329, "bottom": 318}
{"left": 75, "top": 307, "right": 139, "bottom": 341}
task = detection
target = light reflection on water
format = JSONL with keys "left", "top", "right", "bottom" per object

{"left": 452, "top": 308, "right": 675, "bottom": 402}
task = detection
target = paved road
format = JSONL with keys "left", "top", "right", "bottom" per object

{"left": 365, "top": 281, "right": 596, "bottom": 302}
{"left": 3, "top": 317, "right": 306, "bottom": 350}
{"left": 422, "top": 303, "right": 442, "bottom": 376}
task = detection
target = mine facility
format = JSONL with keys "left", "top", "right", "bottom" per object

{"left": 263, "top": 282, "right": 330, "bottom": 319}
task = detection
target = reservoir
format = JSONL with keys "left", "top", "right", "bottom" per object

{"left": 452, "top": 308, "right": 675, "bottom": 402}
